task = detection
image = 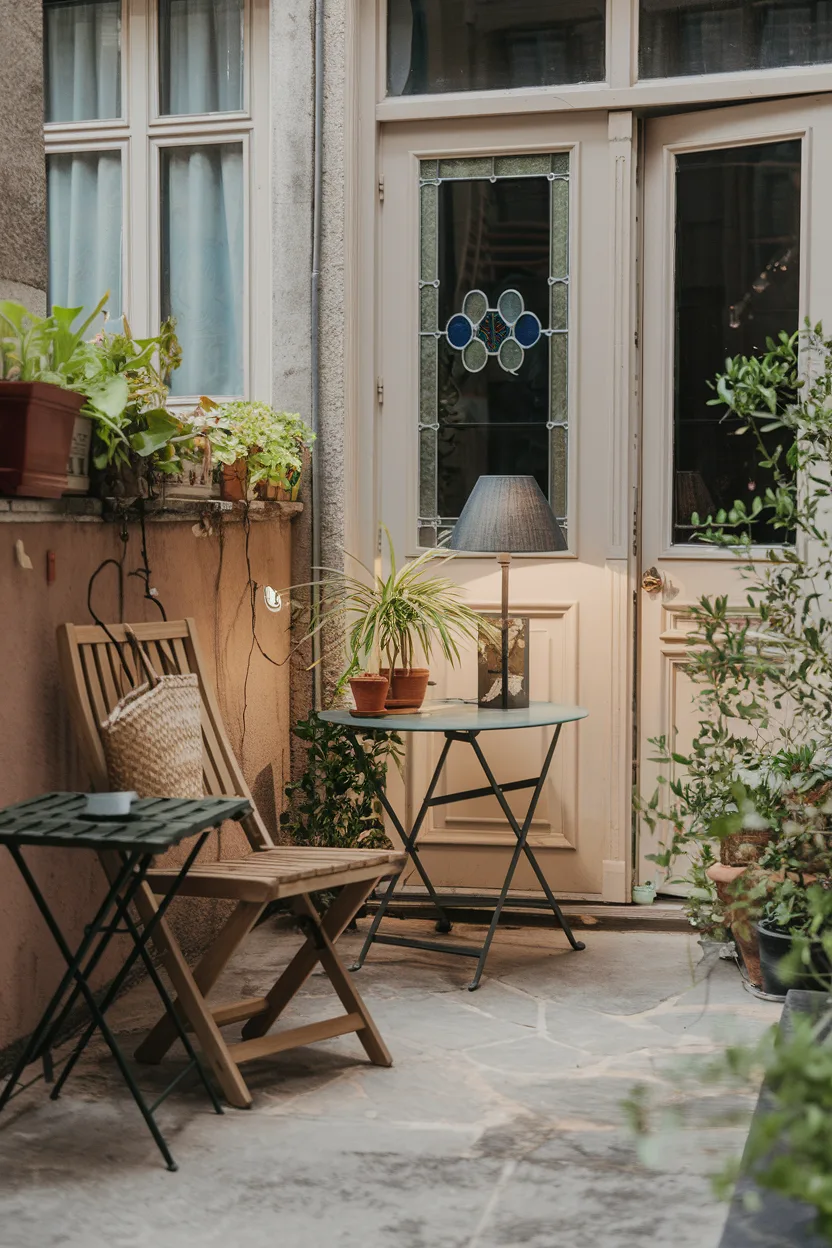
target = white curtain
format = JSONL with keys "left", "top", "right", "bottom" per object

{"left": 162, "top": 0, "right": 244, "bottom": 114}
{"left": 163, "top": 144, "right": 244, "bottom": 396}
{"left": 44, "top": 1, "right": 121, "bottom": 122}
{"left": 47, "top": 152, "right": 122, "bottom": 325}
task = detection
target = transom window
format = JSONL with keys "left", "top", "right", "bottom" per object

{"left": 43, "top": 0, "right": 268, "bottom": 401}
{"left": 418, "top": 154, "right": 570, "bottom": 548}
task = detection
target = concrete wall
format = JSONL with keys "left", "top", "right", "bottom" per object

{"left": 0, "top": 0, "right": 47, "bottom": 309}
{"left": 0, "top": 511, "right": 296, "bottom": 1051}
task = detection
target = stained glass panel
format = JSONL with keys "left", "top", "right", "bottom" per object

{"left": 417, "top": 153, "right": 570, "bottom": 546}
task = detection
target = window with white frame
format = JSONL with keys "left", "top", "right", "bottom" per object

{"left": 43, "top": 0, "right": 269, "bottom": 401}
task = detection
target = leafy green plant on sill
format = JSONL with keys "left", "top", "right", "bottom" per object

{"left": 0, "top": 293, "right": 195, "bottom": 475}
{"left": 206, "top": 400, "right": 315, "bottom": 495}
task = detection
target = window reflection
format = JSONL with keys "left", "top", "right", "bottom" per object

{"left": 640, "top": 0, "right": 832, "bottom": 78}
{"left": 673, "top": 140, "right": 800, "bottom": 544}
{"left": 388, "top": 0, "right": 605, "bottom": 96}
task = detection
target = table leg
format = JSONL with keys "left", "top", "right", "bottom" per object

{"left": 5, "top": 846, "right": 179, "bottom": 1171}
{"left": 0, "top": 850, "right": 138, "bottom": 1114}
{"left": 348, "top": 732, "right": 454, "bottom": 972}
{"left": 467, "top": 727, "right": 585, "bottom": 989}
{"left": 50, "top": 832, "right": 212, "bottom": 1103}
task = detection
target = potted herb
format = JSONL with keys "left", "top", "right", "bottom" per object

{"left": 0, "top": 294, "right": 188, "bottom": 500}
{"left": 0, "top": 299, "right": 102, "bottom": 497}
{"left": 297, "top": 528, "right": 495, "bottom": 712}
{"left": 205, "top": 401, "right": 314, "bottom": 503}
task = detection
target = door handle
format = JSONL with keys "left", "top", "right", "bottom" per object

{"left": 641, "top": 567, "right": 664, "bottom": 594}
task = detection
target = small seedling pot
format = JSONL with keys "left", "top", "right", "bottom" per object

{"left": 632, "top": 882, "right": 656, "bottom": 905}
{"left": 349, "top": 674, "right": 390, "bottom": 715}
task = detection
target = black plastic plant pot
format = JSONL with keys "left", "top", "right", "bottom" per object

{"left": 756, "top": 921, "right": 831, "bottom": 998}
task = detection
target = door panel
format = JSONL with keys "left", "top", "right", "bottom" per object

{"left": 379, "top": 112, "right": 633, "bottom": 899}
{"left": 638, "top": 95, "right": 832, "bottom": 889}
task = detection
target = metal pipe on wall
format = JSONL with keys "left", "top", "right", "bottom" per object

{"left": 310, "top": 0, "right": 324, "bottom": 708}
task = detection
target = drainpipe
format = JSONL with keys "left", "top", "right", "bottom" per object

{"left": 310, "top": 0, "right": 324, "bottom": 709}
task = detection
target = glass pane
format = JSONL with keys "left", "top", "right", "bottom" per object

{"left": 673, "top": 140, "right": 800, "bottom": 545}
{"left": 159, "top": 0, "right": 244, "bottom": 115}
{"left": 161, "top": 143, "right": 244, "bottom": 396}
{"left": 640, "top": 0, "right": 832, "bottom": 77}
{"left": 388, "top": 0, "right": 605, "bottom": 95}
{"left": 418, "top": 156, "right": 570, "bottom": 544}
{"left": 44, "top": 0, "right": 121, "bottom": 123}
{"left": 47, "top": 151, "right": 122, "bottom": 327}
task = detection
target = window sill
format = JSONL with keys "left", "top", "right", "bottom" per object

{"left": 0, "top": 498, "right": 304, "bottom": 524}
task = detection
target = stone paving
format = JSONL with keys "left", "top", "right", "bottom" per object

{"left": 0, "top": 920, "right": 778, "bottom": 1248}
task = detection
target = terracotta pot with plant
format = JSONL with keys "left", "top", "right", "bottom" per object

{"left": 295, "top": 527, "right": 494, "bottom": 714}
{"left": 205, "top": 400, "right": 314, "bottom": 503}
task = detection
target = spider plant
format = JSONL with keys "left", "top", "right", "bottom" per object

{"left": 298, "top": 527, "right": 494, "bottom": 676}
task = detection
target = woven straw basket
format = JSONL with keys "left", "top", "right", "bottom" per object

{"left": 100, "top": 627, "right": 203, "bottom": 799}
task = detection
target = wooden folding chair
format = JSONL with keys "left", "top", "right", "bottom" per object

{"left": 57, "top": 619, "right": 405, "bottom": 1108}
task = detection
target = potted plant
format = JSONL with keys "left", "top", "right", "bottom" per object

{"left": 0, "top": 294, "right": 190, "bottom": 500}
{"left": 0, "top": 298, "right": 102, "bottom": 497}
{"left": 295, "top": 527, "right": 495, "bottom": 713}
{"left": 204, "top": 401, "right": 314, "bottom": 503}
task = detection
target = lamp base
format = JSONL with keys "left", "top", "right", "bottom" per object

{"left": 477, "top": 616, "right": 530, "bottom": 709}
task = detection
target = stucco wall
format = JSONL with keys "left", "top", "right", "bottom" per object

{"left": 0, "top": 510, "right": 295, "bottom": 1051}
{"left": 0, "top": 0, "right": 47, "bottom": 304}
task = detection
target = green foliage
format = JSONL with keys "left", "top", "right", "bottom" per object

{"left": 636, "top": 323, "right": 832, "bottom": 927}
{"left": 206, "top": 401, "right": 314, "bottom": 492}
{"left": 0, "top": 294, "right": 190, "bottom": 474}
{"left": 281, "top": 714, "right": 402, "bottom": 850}
{"left": 295, "top": 526, "right": 497, "bottom": 675}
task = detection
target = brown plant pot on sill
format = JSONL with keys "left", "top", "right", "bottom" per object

{"left": 0, "top": 381, "right": 85, "bottom": 498}
{"left": 220, "top": 458, "right": 248, "bottom": 502}
{"left": 349, "top": 674, "right": 390, "bottom": 715}
{"left": 381, "top": 668, "right": 430, "bottom": 710}
{"left": 255, "top": 480, "right": 292, "bottom": 502}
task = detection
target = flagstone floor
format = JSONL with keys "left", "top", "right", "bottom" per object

{"left": 0, "top": 920, "right": 778, "bottom": 1248}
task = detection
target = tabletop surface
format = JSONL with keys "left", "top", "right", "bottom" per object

{"left": 319, "top": 700, "right": 589, "bottom": 734}
{"left": 0, "top": 793, "right": 252, "bottom": 852}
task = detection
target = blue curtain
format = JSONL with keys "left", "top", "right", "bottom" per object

{"left": 47, "top": 151, "right": 122, "bottom": 327}
{"left": 160, "top": 0, "right": 244, "bottom": 114}
{"left": 162, "top": 144, "right": 244, "bottom": 396}
{"left": 44, "top": 0, "right": 121, "bottom": 122}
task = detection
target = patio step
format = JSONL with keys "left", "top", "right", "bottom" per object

{"left": 365, "top": 887, "right": 689, "bottom": 931}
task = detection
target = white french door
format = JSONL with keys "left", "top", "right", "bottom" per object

{"left": 377, "top": 111, "right": 636, "bottom": 900}
{"left": 637, "top": 95, "right": 832, "bottom": 888}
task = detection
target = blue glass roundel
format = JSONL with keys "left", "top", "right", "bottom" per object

{"left": 447, "top": 314, "right": 474, "bottom": 349}
{"left": 514, "top": 311, "right": 542, "bottom": 349}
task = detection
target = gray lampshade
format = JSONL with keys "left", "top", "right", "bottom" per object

{"left": 449, "top": 476, "right": 566, "bottom": 553}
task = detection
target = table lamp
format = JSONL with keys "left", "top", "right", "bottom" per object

{"left": 449, "top": 475, "right": 566, "bottom": 710}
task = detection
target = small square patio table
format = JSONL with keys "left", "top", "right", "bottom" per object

{"left": 0, "top": 791, "right": 251, "bottom": 1170}
{"left": 319, "top": 701, "right": 589, "bottom": 990}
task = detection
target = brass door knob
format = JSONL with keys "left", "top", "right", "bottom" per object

{"left": 641, "top": 567, "right": 663, "bottom": 594}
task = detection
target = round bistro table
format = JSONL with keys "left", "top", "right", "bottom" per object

{"left": 319, "top": 700, "right": 588, "bottom": 990}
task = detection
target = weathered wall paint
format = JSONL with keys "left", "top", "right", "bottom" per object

{"left": 0, "top": 512, "right": 295, "bottom": 1050}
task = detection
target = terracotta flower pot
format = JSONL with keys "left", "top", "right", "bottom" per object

{"left": 381, "top": 668, "right": 430, "bottom": 710}
{"left": 0, "top": 381, "right": 86, "bottom": 498}
{"left": 220, "top": 458, "right": 248, "bottom": 501}
{"left": 349, "top": 674, "right": 390, "bottom": 715}
{"left": 706, "top": 862, "right": 763, "bottom": 987}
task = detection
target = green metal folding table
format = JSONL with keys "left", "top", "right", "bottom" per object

{"left": 0, "top": 791, "right": 251, "bottom": 1170}
{"left": 319, "top": 701, "right": 589, "bottom": 990}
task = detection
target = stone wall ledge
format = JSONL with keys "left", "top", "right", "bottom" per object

{"left": 0, "top": 498, "right": 303, "bottom": 524}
